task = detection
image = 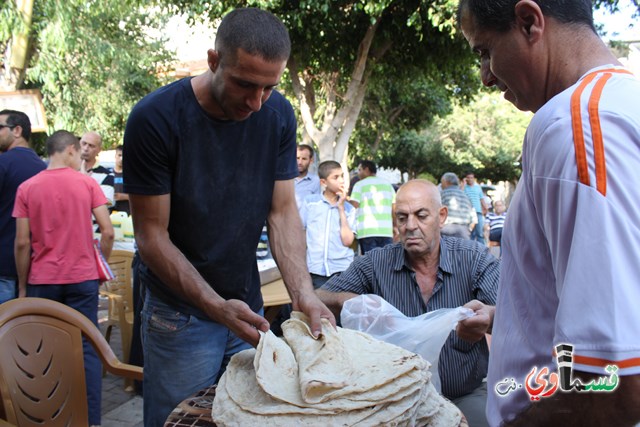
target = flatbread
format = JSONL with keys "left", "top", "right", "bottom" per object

{"left": 255, "top": 329, "right": 426, "bottom": 410}
{"left": 211, "top": 312, "right": 461, "bottom": 427}
{"left": 282, "top": 313, "right": 427, "bottom": 404}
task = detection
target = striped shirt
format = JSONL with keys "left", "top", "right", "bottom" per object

{"left": 350, "top": 176, "right": 395, "bottom": 238}
{"left": 485, "top": 212, "right": 506, "bottom": 232}
{"left": 441, "top": 188, "right": 476, "bottom": 226}
{"left": 323, "top": 237, "right": 500, "bottom": 399}
{"left": 463, "top": 184, "right": 484, "bottom": 213}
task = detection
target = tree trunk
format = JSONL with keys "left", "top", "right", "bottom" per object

{"left": 289, "top": 15, "right": 382, "bottom": 171}
{"left": 1, "top": 0, "right": 33, "bottom": 91}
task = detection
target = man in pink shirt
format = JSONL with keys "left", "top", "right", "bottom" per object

{"left": 13, "top": 130, "right": 114, "bottom": 427}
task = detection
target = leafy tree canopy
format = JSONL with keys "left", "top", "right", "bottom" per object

{"left": 1, "top": 0, "right": 174, "bottom": 152}
{"left": 376, "top": 91, "right": 531, "bottom": 183}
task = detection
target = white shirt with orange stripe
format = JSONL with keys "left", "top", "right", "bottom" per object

{"left": 487, "top": 65, "right": 640, "bottom": 426}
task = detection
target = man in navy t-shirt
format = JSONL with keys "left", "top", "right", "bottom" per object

{"left": 123, "top": 8, "right": 335, "bottom": 426}
{"left": 0, "top": 109, "right": 46, "bottom": 303}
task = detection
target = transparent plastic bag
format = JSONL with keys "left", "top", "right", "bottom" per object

{"left": 341, "top": 294, "right": 474, "bottom": 392}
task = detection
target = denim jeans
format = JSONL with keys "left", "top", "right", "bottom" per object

{"left": 0, "top": 276, "right": 17, "bottom": 304}
{"left": 27, "top": 280, "right": 102, "bottom": 426}
{"left": 471, "top": 212, "right": 486, "bottom": 245}
{"left": 141, "top": 287, "right": 256, "bottom": 427}
{"left": 358, "top": 236, "right": 393, "bottom": 254}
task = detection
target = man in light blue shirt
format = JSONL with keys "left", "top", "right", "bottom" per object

{"left": 294, "top": 144, "right": 320, "bottom": 208}
{"left": 301, "top": 160, "right": 356, "bottom": 289}
{"left": 463, "top": 171, "right": 487, "bottom": 245}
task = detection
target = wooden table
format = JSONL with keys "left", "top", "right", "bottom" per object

{"left": 259, "top": 266, "right": 291, "bottom": 323}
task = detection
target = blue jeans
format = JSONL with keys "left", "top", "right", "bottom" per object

{"left": 27, "top": 280, "right": 102, "bottom": 426}
{"left": 358, "top": 236, "right": 393, "bottom": 254}
{"left": 471, "top": 213, "right": 486, "bottom": 245}
{"left": 141, "top": 287, "right": 256, "bottom": 427}
{"left": 0, "top": 276, "right": 17, "bottom": 304}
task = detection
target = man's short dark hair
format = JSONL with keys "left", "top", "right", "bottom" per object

{"left": 47, "top": 130, "right": 80, "bottom": 156}
{"left": 115, "top": 144, "right": 124, "bottom": 152}
{"left": 360, "top": 160, "right": 377, "bottom": 175}
{"left": 318, "top": 160, "right": 341, "bottom": 180}
{"left": 297, "top": 144, "right": 314, "bottom": 158}
{"left": 0, "top": 109, "right": 31, "bottom": 141}
{"left": 457, "top": 0, "right": 595, "bottom": 33}
{"left": 216, "top": 8, "right": 291, "bottom": 66}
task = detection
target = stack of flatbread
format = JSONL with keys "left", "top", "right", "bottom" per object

{"left": 211, "top": 312, "right": 462, "bottom": 426}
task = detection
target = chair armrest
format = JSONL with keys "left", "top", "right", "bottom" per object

{"left": 104, "top": 360, "right": 144, "bottom": 381}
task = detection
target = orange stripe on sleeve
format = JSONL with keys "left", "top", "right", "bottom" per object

{"left": 571, "top": 73, "right": 598, "bottom": 187}
{"left": 570, "top": 68, "right": 632, "bottom": 191}
{"left": 588, "top": 73, "right": 612, "bottom": 196}
{"left": 574, "top": 354, "right": 640, "bottom": 370}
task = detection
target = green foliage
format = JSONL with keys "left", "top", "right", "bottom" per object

{"left": 2, "top": 0, "right": 174, "bottom": 151}
{"left": 375, "top": 91, "right": 530, "bottom": 183}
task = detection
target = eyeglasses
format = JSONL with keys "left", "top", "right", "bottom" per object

{"left": 0, "top": 124, "right": 16, "bottom": 130}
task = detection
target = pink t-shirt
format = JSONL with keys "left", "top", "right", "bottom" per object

{"left": 13, "top": 167, "right": 108, "bottom": 284}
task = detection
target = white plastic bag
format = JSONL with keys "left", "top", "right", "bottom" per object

{"left": 341, "top": 294, "right": 474, "bottom": 392}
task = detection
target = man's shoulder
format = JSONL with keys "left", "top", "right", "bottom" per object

{"left": 128, "top": 78, "right": 192, "bottom": 122}
{"left": 443, "top": 187, "right": 464, "bottom": 196}
{"left": 304, "top": 193, "right": 325, "bottom": 206}
{"left": 357, "top": 176, "right": 393, "bottom": 190}
{"left": 366, "top": 242, "right": 404, "bottom": 264}
{"left": 442, "top": 235, "right": 488, "bottom": 255}
{"left": 0, "top": 147, "right": 43, "bottom": 166}
{"left": 90, "top": 165, "right": 112, "bottom": 175}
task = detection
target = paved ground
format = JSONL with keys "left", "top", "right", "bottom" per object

{"left": 98, "top": 296, "right": 144, "bottom": 427}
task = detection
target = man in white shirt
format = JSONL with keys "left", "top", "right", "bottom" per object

{"left": 459, "top": 1, "right": 640, "bottom": 425}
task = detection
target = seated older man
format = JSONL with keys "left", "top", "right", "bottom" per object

{"left": 317, "top": 179, "right": 499, "bottom": 427}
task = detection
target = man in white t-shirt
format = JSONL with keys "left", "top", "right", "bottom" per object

{"left": 459, "top": 1, "right": 640, "bottom": 425}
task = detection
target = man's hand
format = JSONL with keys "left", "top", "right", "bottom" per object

{"left": 80, "top": 159, "right": 88, "bottom": 174}
{"left": 216, "top": 299, "right": 270, "bottom": 347}
{"left": 292, "top": 289, "right": 336, "bottom": 337}
{"left": 456, "top": 299, "right": 494, "bottom": 343}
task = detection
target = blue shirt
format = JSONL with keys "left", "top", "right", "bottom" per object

{"left": 464, "top": 184, "right": 484, "bottom": 213}
{"left": 323, "top": 237, "right": 500, "bottom": 399}
{"left": 301, "top": 193, "right": 356, "bottom": 276}
{"left": 295, "top": 173, "right": 320, "bottom": 208}
{"left": 0, "top": 147, "right": 46, "bottom": 276}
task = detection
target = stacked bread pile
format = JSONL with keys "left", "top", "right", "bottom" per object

{"left": 211, "top": 313, "right": 461, "bottom": 426}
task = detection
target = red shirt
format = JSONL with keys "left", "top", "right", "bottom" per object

{"left": 13, "top": 168, "right": 108, "bottom": 284}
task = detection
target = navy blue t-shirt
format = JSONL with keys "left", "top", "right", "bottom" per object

{"left": 123, "top": 77, "right": 297, "bottom": 316}
{"left": 0, "top": 147, "right": 46, "bottom": 276}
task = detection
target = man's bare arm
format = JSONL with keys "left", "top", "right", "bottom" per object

{"left": 130, "top": 193, "right": 269, "bottom": 346}
{"left": 505, "top": 373, "right": 640, "bottom": 426}
{"left": 14, "top": 218, "right": 31, "bottom": 298}
{"left": 268, "top": 179, "right": 336, "bottom": 336}
{"left": 93, "top": 204, "right": 114, "bottom": 260}
{"left": 315, "top": 288, "right": 359, "bottom": 319}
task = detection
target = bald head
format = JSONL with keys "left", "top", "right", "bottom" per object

{"left": 396, "top": 179, "right": 442, "bottom": 209}
{"left": 80, "top": 131, "right": 102, "bottom": 163}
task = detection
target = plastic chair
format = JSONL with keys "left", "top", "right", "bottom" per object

{"left": 0, "top": 297, "right": 143, "bottom": 427}
{"left": 100, "top": 250, "right": 135, "bottom": 365}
